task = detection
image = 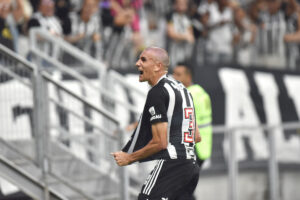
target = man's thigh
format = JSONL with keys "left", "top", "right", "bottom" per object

{"left": 138, "top": 159, "right": 199, "bottom": 200}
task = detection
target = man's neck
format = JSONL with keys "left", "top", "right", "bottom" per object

{"left": 150, "top": 72, "right": 167, "bottom": 87}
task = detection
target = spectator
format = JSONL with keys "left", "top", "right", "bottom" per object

{"left": 282, "top": 0, "right": 300, "bottom": 70}
{"left": 103, "top": 0, "right": 143, "bottom": 68}
{"left": 0, "top": 0, "right": 15, "bottom": 50}
{"left": 11, "top": 0, "right": 32, "bottom": 32}
{"left": 248, "top": 0, "right": 268, "bottom": 27}
{"left": 111, "top": 0, "right": 141, "bottom": 32}
{"left": 142, "top": 0, "right": 168, "bottom": 48}
{"left": 232, "top": 7, "right": 257, "bottom": 66}
{"left": 29, "top": 0, "right": 40, "bottom": 13}
{"left": 7, "top": 0, "right": 32, "bottom": 52}
{"left": 112, "top": 0, "right": 144, "bottom": 53}
{"left": 100, "top": 0, "right": 114, "bottom": 30}
{"left": 256, "top": 0, "right": 286, "bottom": 68}
{"left": 27, "top": 0, "right": 62, "bottom": 36}
{"left": 65, "top": 0, "right": 101, "bottom": 59}
{"left": 55, "top": 0, "right": 72, "bottom": 35}
{"left": 166, "top": 0, "right": 195, "bottom": 68}
{"left": 205, "top": 0, "right": 234, "bottom": 64}
{"left": 191, "top": 0, "right": 210, "bottom": 39}
{"left": 191, "top": 0, "right": 212, "bottom": 65}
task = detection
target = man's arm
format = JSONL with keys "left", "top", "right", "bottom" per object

{"left": 195, "top": 124, "right": 202, "bottom": 143}
{"left": 112, "top": 122, "right": 168, "bottom": 166}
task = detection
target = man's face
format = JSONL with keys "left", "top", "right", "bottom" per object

{"left": 82, "top": 0, "right": 96, "bottom": 20}
{"left": 173, "top": 66, "right": 189, "bottom": 87}
{"left": 135, "top": 50, "right": 158, "bottom": 84}
{"left": 40, "top": 0, "right": 55, "bottom": 17}
{"left": 175, "top": 0, "right": 188, "bottom": 14}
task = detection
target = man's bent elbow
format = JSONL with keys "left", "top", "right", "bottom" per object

{"left": 160, "top": 141, "right": 168, "bottom": 150}
{"left": 154, "top": 140, "right": 168, "bottom": 151}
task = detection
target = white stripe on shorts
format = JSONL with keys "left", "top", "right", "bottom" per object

{"left": 143, "top": 159, "right": 165, "bottom": 195}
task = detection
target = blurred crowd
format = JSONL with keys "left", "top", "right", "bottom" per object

{"left": 0, "top": 0, "right": 300, "bottom": 70}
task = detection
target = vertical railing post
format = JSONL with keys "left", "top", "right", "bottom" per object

{"left": 118, "top": 128, "right": 129, "bottom": 200}
{"left": 228, "top": 128, "right": 238, "bottom": 200}
{"left": 32, "top": 69, "right": 50, "bottom": 200}
{"left": 268, "top": 126, "right": 279, "bottom": 200}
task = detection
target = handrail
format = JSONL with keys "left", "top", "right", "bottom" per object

{"left": 30, "top": 48, "right": 100, "bottom": 89}
{"left": 0, "top": 44, "right": 35, "bottom": 72}
{"left": 29, "top": 28, "right": 106, "bottom": 76}
{"left": 29, "top": 28, "right": 145, "bottom": 116}
{"left": 48, "top": 98, "right": 118, "bottom": 139}
{"left": 0, "top": 154, "right": 67, "bottom": 200}
{"left": 0, "top": 63, "right": 32, "bottom": 87}
{"left": 0, "top": 138, "right": 95, "bottom": 200}
{"left": 211, "top": 121, "right": 300, "bottom": 133}
{"left": 1, "top": 40, "right": 131, "bottom": 200}
{"left": 42, "top": 71, "right": 119, "bottom": 126}
{"left": 109, "top": 70, "right": 147, "bottom": 97}
{"left": 31, "top": 48, "right": 141, "bottom": 115}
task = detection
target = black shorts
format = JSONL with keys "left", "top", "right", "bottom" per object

{"left": 138, "top": 159, "right": 200, "bottom": 200}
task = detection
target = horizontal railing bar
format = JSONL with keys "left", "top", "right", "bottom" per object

{"left": 0, "top": 44, "right": 35, "bottom": 71}
{"left": 48, "top": 98, "right": 118, "bottom": 139}
{"left": 109, "top": 70, "right": 147, "bottom": 97}
{"left": 50, "top": 125, "right": 117, "bottom": 140}
{"left": 0, "top": 63, "right": 32, "bottom": 88}
{"left": 43, "top": 71, "right": 119, "bottom": 125}
{"left": 32, "top": 48, "right": 141, "bottom": 116}
{"left": 30, "top": 48, "right": 100, "bottom": 90}
{"left": 211, "top": 121, "right": 300, "bottom": 133}
{"left": 29, "top": 28, "right": 106, "bottom": 75}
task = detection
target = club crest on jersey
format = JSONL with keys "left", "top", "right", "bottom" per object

{"left": 149, "top": 106, "right": 156, "bottom": 116}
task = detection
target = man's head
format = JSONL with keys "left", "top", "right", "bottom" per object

{"left": 174, "top": 0, "right": 189, "bottom": 14}
{"left": 135, "top": 46, "right": 170, "bottom": 86}
{"left": 81, "top": 0, "right": 97, "bottom": 22}
{"left": 0, "top": 0, "right": 11, "bottom": 19}
{"left": 39, "top": 0, "right": 55, "bottom": 17}
{"left": 173, "top": 63, "right": 193, "bottom": 87}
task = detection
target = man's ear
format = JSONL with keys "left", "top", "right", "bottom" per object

{"left": 154, "top": 63, "right": 162, "bottom": 72}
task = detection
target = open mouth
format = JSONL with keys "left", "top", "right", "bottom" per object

{"left": 139, "top": 71, "right": 143, "bottom": 75}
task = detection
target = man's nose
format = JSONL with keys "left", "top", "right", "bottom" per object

{"left": 135, "top": 60, "right": 140, "bottom": 68}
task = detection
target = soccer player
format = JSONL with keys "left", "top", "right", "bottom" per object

{"left": 112, "top": 46, "right": 201, "bottom": 199}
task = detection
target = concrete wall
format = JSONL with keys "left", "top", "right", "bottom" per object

{"left": 194, "top": 171, "right": 300, "bottom": 200}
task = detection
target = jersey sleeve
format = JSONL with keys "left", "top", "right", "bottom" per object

{"left": 146, "top": 88, "right": 168, "bottom": 124}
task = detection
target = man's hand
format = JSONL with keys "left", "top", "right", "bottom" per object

{"left": 111, "top": 151, "right": 132, "bottom": 166}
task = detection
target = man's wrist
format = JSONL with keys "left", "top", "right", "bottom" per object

{"left": 128, "top": 153, "right": 135, "bottom": 165}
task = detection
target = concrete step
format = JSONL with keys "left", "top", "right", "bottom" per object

{"left": 0, "top": 139, "right": 119, "bottom": 200}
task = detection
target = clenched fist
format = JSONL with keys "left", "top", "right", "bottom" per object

{"left": 111, "top": 151, "right": 132, "bottom": 166}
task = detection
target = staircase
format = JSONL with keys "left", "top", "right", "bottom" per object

{"left": 0, "top": 138, "right": 119, "bottom": 200}
{"left": 0, "top": 43, "right": 140, "bottom": 200}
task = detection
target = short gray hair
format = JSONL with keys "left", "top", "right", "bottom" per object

{"left": 144, "top": 46, "right": 170, "bottom": 70}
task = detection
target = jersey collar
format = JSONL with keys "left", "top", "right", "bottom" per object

{"left": 153, "top": 74, "right": 167, "bottom": 87}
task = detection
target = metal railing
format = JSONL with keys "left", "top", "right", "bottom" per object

{"left": 0, "top": 44, "right": 136, "bottom": 200}
{"left": 212, "top": 122, "right": 300, "bottom": 200}
{"left": 29, "top": 28, "right": 146, "bottom": 124}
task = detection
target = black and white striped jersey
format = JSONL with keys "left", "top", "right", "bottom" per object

{"left": 122, "top": 75, "right": 197, "bottom": 162}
